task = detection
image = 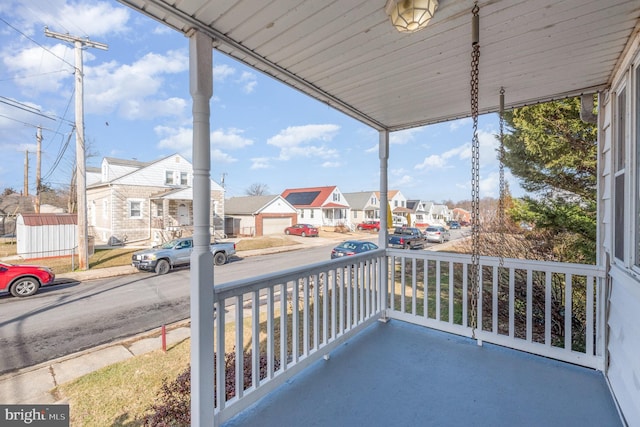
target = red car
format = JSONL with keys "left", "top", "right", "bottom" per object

{"left": 0, "top": 262, "right": 55, "bottom": 297}
{"left": 356, "top": 220, "right": 380, "bottom": 231}
{"left": 284, "top": 224, "right": 319, "bottom": 237}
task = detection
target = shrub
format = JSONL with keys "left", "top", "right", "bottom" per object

{"left": 143, "top": 350, "right": 279, "bottom": 426}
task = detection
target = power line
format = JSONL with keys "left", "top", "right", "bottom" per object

{"left": 0, "top": 97, "right": 56, "bottom": 121}
{"left": 0, "top": 17, "right": 76, "bottom": 70}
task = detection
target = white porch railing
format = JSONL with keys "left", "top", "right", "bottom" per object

{"left": 213, "top": 250, "right": 386, "bottom": 424}
{"left": 211, "top": 248, "right": 606, "bottom": 423}
{"left": 387, "top": 249, "right": 607, "bottom": 370}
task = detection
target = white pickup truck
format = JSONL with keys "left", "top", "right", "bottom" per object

{"left": 131, "top": 237, "right": 236, "bottom": 275}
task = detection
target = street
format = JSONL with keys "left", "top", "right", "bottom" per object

{"left": 0, "top": 230, "right": 466, "bottom": 374}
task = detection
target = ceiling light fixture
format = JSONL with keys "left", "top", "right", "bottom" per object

{"left": 385, "top": 0, "right": 438, "bottom": 33}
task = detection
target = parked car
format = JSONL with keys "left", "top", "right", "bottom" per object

{"left": 388, "top": 227, "right": 426, "bottom": 249}
{"left": 425, "top": 226, "right": 451, "bottom": 243}
{"left": 449, "top": 221, "right": 461, "bottom": 229}
{"left": 284, "top": 224, "right": 319, "bottom": 237}
{"left": 0, "top": 262, "right": 55, "bottom": 297}
{"left": 331, "top": 241, "right": 379, "bottom": 259}
{"left": 356, "top": 220, "right": 380, "bottom": 231}
{"left": 132, "top": 237, "right": 236, "bottom": 274}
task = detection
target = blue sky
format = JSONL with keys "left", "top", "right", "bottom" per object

{"left": 0, "top": 0, "right": 523, "bottom": 203}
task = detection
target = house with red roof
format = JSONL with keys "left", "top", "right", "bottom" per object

{"left": 281, "top": 186, "right": 351, "bottom": 230}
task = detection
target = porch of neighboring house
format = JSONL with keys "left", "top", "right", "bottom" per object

{"left": 210, "top": 249, "right": 623, "bottom": 426}
{"left": 322, "top": 205, "right": 350, "bottom": 229}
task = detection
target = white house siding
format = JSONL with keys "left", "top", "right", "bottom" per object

{"left": 87, "top": 186, "right": 112, "bottom": 243}
{"left": 602, "top": 32, "right": 640, "bottom": 426}
{"left": 113, "top": 155, "right": 194, "bottom": 187}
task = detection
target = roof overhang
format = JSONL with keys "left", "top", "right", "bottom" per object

{"left": 118, "top": 0, "right": 640, "bottom": 131}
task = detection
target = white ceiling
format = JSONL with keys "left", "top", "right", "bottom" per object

{"left": 118, "top": 0, "right": 640, "bottom": 131}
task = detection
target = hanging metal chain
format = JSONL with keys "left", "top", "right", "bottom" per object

{"left": 498, "top": 87, "right": 505, "bottom": 270}
{"left": 469, "top": 3, "right": 480, "bottom": 338}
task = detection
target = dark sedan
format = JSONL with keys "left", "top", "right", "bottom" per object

{"left": 331, "top": 240, "right": 379, "bottom": 259}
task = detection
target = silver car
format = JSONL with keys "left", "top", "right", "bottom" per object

{"left": 425, "top": 226, "right": 450, "bottom": 243}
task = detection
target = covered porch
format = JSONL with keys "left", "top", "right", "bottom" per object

{"left": 115, "top": 0, "right": 639, "bottom": 425}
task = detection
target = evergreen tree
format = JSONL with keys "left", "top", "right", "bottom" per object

{"left": 502, "top": 97, "right": 597, "bottom": 262}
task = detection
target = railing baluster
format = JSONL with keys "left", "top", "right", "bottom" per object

{"left": 267, "top": 286, "right": 274, "bottom": 379}
{"left": 323, "top": 271, "right": 329, "bottom": 346}
{"left": 215, "top": 299, "right": 225, "bottom": 410}
{"left": 340, "top": 267, "right": 345, "bottom": 335}
{"left": 545, "top": 271, "right": 552, "bottom": 346}
{"left": 449, "top": 262, "right": 454, "bottom": 324}
{"left": 526, "top": 270, "right": 533, "bottom": 343}
{"left": 462, "top": 262, "right": 468, "bottom": 327}
{"left": 565, "top": 273, "right": 572, "bottom": 351}
{"left": 586, "top": 275, "right": 594, "bottom": 356}
{"left": 346, "top": 265, "right": 352, "bottom": 330}
{"left": 313, "top": 272, "right": 319, "bottom": 351}
{"left": 359, "top": 261, "right": 364, "bottom": 323}
{"left": 235, "top": 295, "right": 244, "bottom": 399}
{"left": 424, "top": 259, "right": 430, "bottom": 319}
{"left": 292, "top": 279, "right": 299, "bottom": 364}
{"left": 436, "top": 260, "right": 441, "bottom": 321}
{"left": 509, "top": 267, "right": 515, "bottom": 338}
{"left": 252, "top": 290, "right": 259, "bottom": 389}
{"left": 400, "top": 256, "right": 406, "bottom": 313}
{"left": 303, "top": 276, "right": 309, "bottom": 357}
{"left": 478, "top": 263, "right": 483, "bottom": 331}
{"left": 280, "top": 282, "right": 288, "bottom": 372}
{"left": 492, "top": 265, "right": 498, "bottom": 333}
{"left": 412, "top": 258, "right": 417, "bottom": 316}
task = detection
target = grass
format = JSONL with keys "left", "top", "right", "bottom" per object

{"left": 58, "top": 339, "right": 191, "bottom": 427}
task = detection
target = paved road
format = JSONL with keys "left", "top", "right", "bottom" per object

{"left": 0, "top": 230, "right": 466, "bottom": 374}
{"left": 0, "top": 242, "right": 344, "bottom": 374}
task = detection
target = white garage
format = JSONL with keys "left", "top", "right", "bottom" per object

{"left": 262, "top": 216, "right": 292, "bottom": 235}
{"left": 225, "top": 195, "right": 297, "bottom": 237}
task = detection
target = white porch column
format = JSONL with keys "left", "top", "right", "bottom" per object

{"left": 379, "top": 130, "right": 389, "bottom": 316}
{"left": 189, "top": 30, "right": 215, "bottom": 426}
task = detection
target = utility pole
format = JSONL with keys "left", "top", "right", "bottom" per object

{"left": 23, "top": 151, "right": 29, "bottom": 197}
{"left": 35, "top": 126, "right": 42, "bottom": 213}
{"left": 45, "top": 28, "right": 108, "bottom": 270}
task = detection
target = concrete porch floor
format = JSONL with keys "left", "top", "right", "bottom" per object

{"left": 223, "top": 320, "right": 622, "bottom": 427}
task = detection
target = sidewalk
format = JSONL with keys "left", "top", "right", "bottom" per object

{"left": 0, "top": 231, "right": 364, "bottom": 405}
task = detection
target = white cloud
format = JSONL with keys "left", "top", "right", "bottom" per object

{"left": 268, "top": 124, "right": 340, "bottom": 160}
{"left": 213, "top": 64, "right": 235, "bottom": 82}
{"left": 449, "top": 117, "right": 472, "bottom": 131}
{"left": 211, "top": 128, "right": 253, "bottom": 149}
{"left": 251, "top": 157, "right": 271, "bottom": 169}
{"left": 238, "top": 71, "right": 257, "bottom": 94}
{"left": 390, "top": 128, "right": 422, "bottom": 145}
{"left": 322, "top": 161, "right": 341, "bottom": 168}
{"left": 85, "top": 50, "right": 189, "bottom": 117}
{"left": 155, "top": 126, "right": 250, "bottom": 163}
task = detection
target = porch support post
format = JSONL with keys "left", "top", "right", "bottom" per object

{"left": 189, "top": 30, "right": 215, "bottom": 427}
{"left": 379, "top": 130, "right": 389, "bottom": 318}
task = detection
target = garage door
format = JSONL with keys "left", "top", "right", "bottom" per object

{"left": 262, "top": 217, "right": 292, "bottom": 235}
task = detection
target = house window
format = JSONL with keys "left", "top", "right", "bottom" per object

{"left": 180, "top": 172, "right": 188, "bottom": 186}
{"left": 371, "top": 196, "right": 377, "bottom": 205}
{"left": 614, "top": 86, "right": 626, "bottom": 262}
{"left": 165, "top": 170, "right": 174, "bottom": 185}
{"left": 155, "top": 202, "right": 163, "bottom": 217}
{"left": 299, "top": 209, "right": 304, "bottom": 218}
{"left": 310, "top": 209, "right": 314, "bottom": 218}
{"left": 129, "top": 200, "right": 143, "bottom": 218}
{"left": 353, "top": 210, "right": 357, "bottom": 218}
{"left": 333, "top": 192, "right": 340, "bottom": 202}
{"left": 102, "top": 200, "right": 108, "bottom": 219}
{"left": 394, "top": 200, "right": 398, "bottom": 207}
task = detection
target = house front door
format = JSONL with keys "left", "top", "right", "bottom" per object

{"left": 178, "top": 203, "right": 190, "bottom": 225}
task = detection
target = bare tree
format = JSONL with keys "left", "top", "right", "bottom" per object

{"left": 245, "top": 183, "right": 270, "bottom": 196}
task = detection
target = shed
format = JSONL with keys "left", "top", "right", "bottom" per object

{"left": 16, "top": 213, "right": 78, "bottom": 259}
